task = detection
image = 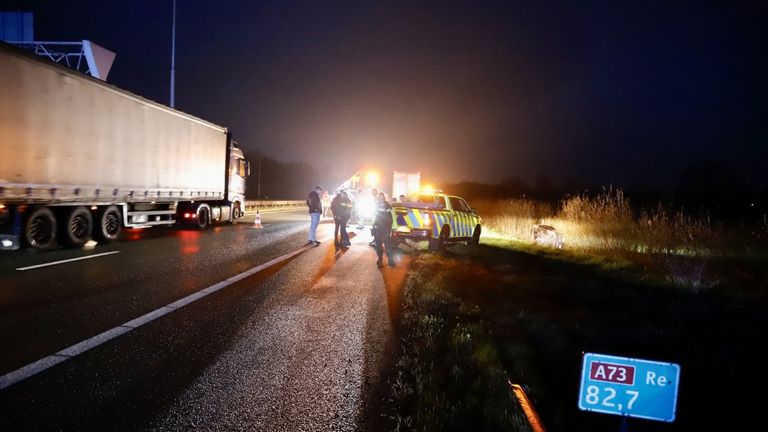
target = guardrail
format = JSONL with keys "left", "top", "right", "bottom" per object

{"left": 244, "top": 200, "right": 306, "bottom": 213}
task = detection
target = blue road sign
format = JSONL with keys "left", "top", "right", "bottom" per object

{"left": 578, "top": 353, "right": 681, "bottom": 422}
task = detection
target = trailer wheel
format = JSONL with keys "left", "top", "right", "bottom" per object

{"left": 59, "top": 206, "right": 93, "bottom": 248}
{"left": 24, "top": 207, "right": 58, "bottom": 250}
{"left": 197, "top": 206, "right": 210, "bottom": 229}
{"left": 93, "top": 205, "right": 122, "bottom": 243}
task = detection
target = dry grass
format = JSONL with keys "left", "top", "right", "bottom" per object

{"left": 480, "top": 188, "right": 728, "bottom": 254}
{"left": 478, "top": 188, "right": 766, "bottom": 291}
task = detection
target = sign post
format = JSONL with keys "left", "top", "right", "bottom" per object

{"left": 578, "top": 353, "right": 681, "bottom": 423}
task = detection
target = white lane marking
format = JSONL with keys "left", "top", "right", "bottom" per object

{"left": 16, "top": 251, "right": 122, "bottom": 271}
{"left": 0, "top": 241, "right": 321, "bottom": 390}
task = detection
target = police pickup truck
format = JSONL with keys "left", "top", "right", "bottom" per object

{"left": 391, "top": 191, "right": 481, "bottom": 250}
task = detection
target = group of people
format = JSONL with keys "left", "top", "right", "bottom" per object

{"left": 306, "top": 185, "right": 396, "bottom": 267}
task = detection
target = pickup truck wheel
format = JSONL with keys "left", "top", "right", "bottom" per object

{"left": 59, "top": 206, "right": 93, "bottom": 248}
{"left": 430, "top": 226, "right": 450, "bottom": 251}
{"left": 93, "top": 205, "right": 122, "bottom": 242}
{"left": 470, "top": 225, "right": 481, "bottom": 246}
{"left": 24, "top": 207, "right": 57, "bottom": 250}
{"left": 197, "top": 207, "right": 210, "bottom": 229}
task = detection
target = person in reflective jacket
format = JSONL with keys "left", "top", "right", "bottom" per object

{"left": 372, "top": 193, "right": 395, "bottom": 267}
{"left": 331, "top": 190, "right": 352, "bottom": 248}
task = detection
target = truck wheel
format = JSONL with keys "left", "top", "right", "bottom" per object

{"left": 470, "top": 225, "right": 481, "bottom": 246}
{"left": 59, "top": 206, "right": 93, "bottom": 248}
{"left": 93, "top": 205, "right": 122, "bottom": 243}
{"left": 231, "top": 201, "right": 242, "bottom": 224}
{"left": 197, "top": 207, "right": 210, "bottom": 229}
{"left": 24, "top": 207, "right": 57, "bottom": 250}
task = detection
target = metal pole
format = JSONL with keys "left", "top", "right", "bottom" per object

{"left": 619, "top": 416, "right": 629, "bottom": 432}
{"left": 170, "top": 0, "right": 176, "bottom": 108}
{"left": 258, "top": 159, "right": 262, "bottom": 199}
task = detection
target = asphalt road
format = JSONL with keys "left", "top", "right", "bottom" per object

{"left": 0, "top": 211, "right": 408, "bottom": 430}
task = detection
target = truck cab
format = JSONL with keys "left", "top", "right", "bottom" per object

{"left": 391, "top": 191, "right": 481, "bottom": 250}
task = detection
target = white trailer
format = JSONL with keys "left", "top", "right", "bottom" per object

{"left": 0, "top": 42, "right": 250, "bottom": 250}
{"left": 392, "top": 171, "right": 421, "bottom": 200}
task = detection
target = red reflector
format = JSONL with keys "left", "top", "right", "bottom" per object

{"left": 184, "top": 213, "right": 191, "bottom": 218}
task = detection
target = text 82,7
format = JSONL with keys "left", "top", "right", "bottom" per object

{"left": 584, "top": 385, "right": 639, "bottom": 410}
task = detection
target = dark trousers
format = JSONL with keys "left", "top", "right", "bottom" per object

{"left": 334, "top": 216, "right": 350, "bottom": 245}
{"left": 373, "top": 228, "right": 393, "bottom": 260}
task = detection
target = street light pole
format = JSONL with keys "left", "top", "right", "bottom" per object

{"left": 170, "top": 0, "right": 176, "bottom": 108}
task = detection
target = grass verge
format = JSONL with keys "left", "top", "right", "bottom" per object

{"left": 381, "top": 241, "right": 767, "bottom": 431}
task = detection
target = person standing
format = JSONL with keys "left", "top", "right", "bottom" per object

{"left": 372, "top": 192, "right": 396, "bottom": 267}
{"left": 368, "top": 188, "right": 379, "bottom": 246}
{"left": 337, "top": 190, "right": 352, "bottom": 248}
{"left": 330, "top": 191, "right": 343, "bottom": 246}
{"left": 306, "top": 185, "right": 323, "bottom": 245}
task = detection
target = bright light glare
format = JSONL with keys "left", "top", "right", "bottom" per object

{"left": 358, "top": 196, "right": 376, "bottom": 220}
{"left": 422, "top": 185, "right": 435, "bottom": 193}
{"left": 1, "top": 239, "right": 12, "bottom": 248}
{"left": 366, "top": 171, "right": 379, "bottom": 187}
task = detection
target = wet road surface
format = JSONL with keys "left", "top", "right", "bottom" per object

{"left": 0, "top": 211, "right": 410, "bottom": 430}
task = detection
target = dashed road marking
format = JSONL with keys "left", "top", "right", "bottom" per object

{"left": 0, "top": 242, "right": 319, "bottom": 390}
{"left": 16, "top": 251, "right": 122, "bottom": 271}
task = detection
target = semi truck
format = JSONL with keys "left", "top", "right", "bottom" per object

{"left": 0, "top": 42, "right": 250, "bottom": 250}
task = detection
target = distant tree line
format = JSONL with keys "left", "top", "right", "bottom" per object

{"left": 243, "top": 152, "right": 348, "bottom": 200}
{"left": 441, "top": 159, "right": 767, "bottom": 225}
{"left": 244, "top": 153, "right": 317, "bottom": 200}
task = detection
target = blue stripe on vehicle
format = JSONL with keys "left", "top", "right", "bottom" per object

{"left": 464, "top": 214, "right": 470, "bottom": 236}
{"left": 465, "top": 214, "right": 470, "bottom": 236}
{"left": 408, "top": 211, "right": 418, "bottom": 227}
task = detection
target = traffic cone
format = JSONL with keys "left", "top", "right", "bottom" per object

{"left": 252, "top": 210, "right": 263, "bottom": 228}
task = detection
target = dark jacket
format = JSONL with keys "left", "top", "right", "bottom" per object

{"left": 338, "top": 196, "right": 352, "bottom": 219}
{"left": 373, "top": 201, "right": 393, "bottom": 232}
{"left": 307, "top": 191, "right": 322, "bottom": 214}
{"left": 330, "top": 195, "right": 342, "bottom": 217}
{"left": 331, "top": 195, "right": 353, "bottom": 219}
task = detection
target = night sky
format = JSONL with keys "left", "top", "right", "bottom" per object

{"left": 6, "top": 1, "right": 767, "bottom": 189}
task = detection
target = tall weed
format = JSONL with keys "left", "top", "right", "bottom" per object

{"left": 477, "top": 188, "right": 761, "bottom": 290}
